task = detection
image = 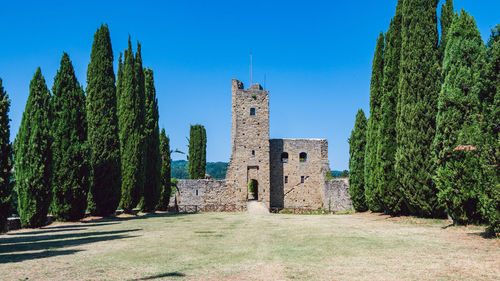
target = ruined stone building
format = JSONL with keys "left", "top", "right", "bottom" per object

{"left": 175, "top": 79, "right": 352, "bottom": 212}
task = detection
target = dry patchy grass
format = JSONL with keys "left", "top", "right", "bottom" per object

{"left": 0, "top": 212, "right": 498, "bottom": 280}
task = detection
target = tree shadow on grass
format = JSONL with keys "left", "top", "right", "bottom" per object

{"left": 0, "top": 249, "right": 82, "bottom": 263}
{"left": 7, "top": 222, "right": 120, "bottom": 236}
{"left": 0, "top": 229, "right": 141, "bottom": 247}
{"left": 466, "top": 231, "right": 496, "bottom": 239}
{"left": 441, "top": 223, "right": 454, "bottom": 229}
{"left": 129, "top": 272, "right": 186, "bottom": 280}
{"left": 0, "top": 228, "right": 141, "bottom": 264}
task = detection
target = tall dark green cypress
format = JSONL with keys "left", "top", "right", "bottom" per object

{"left": 376, "top": 1, "right": 404, "bottom": 215}
{"left": 156, "top": 129, "right": 171, "bottom": 211}
{"left": 0, "top": 79, "right": 12, "bottom": 231}
{"left": 51, "top": 53, "right": 89, "bottom": 221}
{"left": 433, "top": 11, "right": 487, "bottom": 224}
{"left": 86, "top": 25, "right": 121, "bottom": 216}
{"left": 438, "top": 0, "right": 454, "bottom": 64}
{"left": 142, "top": 68, "right": 161, "bottom": 212}
{"left": 395, "top": 0, "right": 442, "bottom": 217}
{"left": 117, "top": 38, "right": 146, "bottom": 212}
{"left": 364, "top": 33, "right": 384, "bottom": 212}
{"left": 15, "top": 68, "right": 52, "bottom": 227}
{"left": 348, "top": 109, "right": 368, "bottom": 211}
{"left": 188, "top": 125, "right": 206, "bottom": 179}
{"left": 481, "top": 25, "right": 500, "bottom": 234}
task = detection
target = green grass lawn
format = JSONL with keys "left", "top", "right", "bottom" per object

{"left": 0, "top": 212, "right": 498, "bottom": 280}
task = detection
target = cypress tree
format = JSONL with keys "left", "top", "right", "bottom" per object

{"left": 51, "top": 53, "right": 89, "bottom": 221}
{"left": 142, "top": 68, "right": 161, "bottom": 212}
{"left": 376, "top": 1, "right": 404, "bottom": 215}
{"left": 348, "top": 109, "right": 368, "bottom": 211}
{"left": 0, "top": 79, "right": 12, "bottom": 231}
{"left": 433, "top": 11, "right": 487, "bottom": 224}
{"left": 135, "top": 43, "right": 146, "bottom": 207}
{"left": 188, "top": 125, "right": 206, "bottom": 179}
{"left": 156, "top": 129, "right": 171, "bottom": 211}
{"left": 86, "top": 24, "right": 121, "bottom": 217}
{"left": 395, "top": 0, "right": 442, "bottom": 217}
{"left": 438, "top": 0, "right": 455, "bottom": 64}
{"left": 480, "top": 25, "right": 500, "bottom": 234}
{"left": 116, "top": 52, "right": 123, "bottom": 110}
{"left": 117, "top": 38, "right": 146, "bottom": 212}
{"left": 15, "top": 68, "right": 52, "bottom": 227}
{"left": 364, "top": 33, "right": 384, "bottom": 212}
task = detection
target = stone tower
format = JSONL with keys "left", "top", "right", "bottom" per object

{"left": 225, "top": 79, "right": 271, "bottom": 209}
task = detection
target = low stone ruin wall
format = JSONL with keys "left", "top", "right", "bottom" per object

{"left": 175, "top": 179, "right": 245, "bottom": 212}
{"left": 323, "top": 178, "right": 353, "bottom": 212}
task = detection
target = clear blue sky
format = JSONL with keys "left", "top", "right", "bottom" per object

{"left": 1, "top": 1, "right": 497, "bottom": 170}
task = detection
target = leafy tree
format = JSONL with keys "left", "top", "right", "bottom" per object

{"left": 142, "top": 68, "right": 161, "bottom": 212}
{"left": 395, "top": 0, "right": 442, "bottom": 217}
{"left": 0, "top": 79, "right": 12, "bottom": 231}
{"left": 364, "top": 33, "right": 384, "bottom": 212}
{"left": 433, "top": 11, "right": 487, "bottom": 224}
{"left": 15, "top": 68, "right": 52, "bottom": 227}
{"left": 188, "top": 125, "right": 206, "bottom": 179}
{"left": 117, "top": 38, "right": 146, "bottom": 212}
{"left": 438, "top": 0, "right": 455, "bottom": 64}
{"left": 51, "top": 53, "right": 89, "bottom": 221}
{"left": 376, "top": 1, "right": 404, "bottom": 215}
{"left": 157, "top": 129, "right": 171, "bottom": 211}
{"left": 348, "top": 109, "right": 368, "bottom": 211}
{"left": 86, "top": 24, "right": 121, "bottom": 217}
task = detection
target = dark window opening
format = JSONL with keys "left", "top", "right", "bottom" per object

{"left": 301, "top": 176, "right": 305, "bottom": 183}
{"left": 299, "top": 152, "right": 307, "bottom": 162}
{"left": 196, "top": 190, "right": 198, "bottom": 196}
{"left": 252, "top": 150, "right": 255, "bottom": 156}
{"left": 250, "top": 108, "right": 255, "bottom": 115}
{"left": 281, "top": 152, "right": 289, "bottom": 163}
{"left": 284, "top": 176, "right": 288, "bottom": 184}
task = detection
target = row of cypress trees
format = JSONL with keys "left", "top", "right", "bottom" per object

{"left": 349, "top": 0, "right": 499, "bottom": 234}
{"left": 0, "top": 79, "right": 13, "bottom": 231}
{"left": 3, "top": 25, "right": 173, "bottom": 229}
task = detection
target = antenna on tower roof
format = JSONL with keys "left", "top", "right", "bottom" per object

{"left": 250, "top": 52, "right": 253, "bottom": 86}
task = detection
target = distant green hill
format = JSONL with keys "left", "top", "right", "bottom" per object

{"left": 172, "top": 160, "right": 346, "bottom": 180}
{"left": 172, "top": 160, "right": 228, "bottom": 180}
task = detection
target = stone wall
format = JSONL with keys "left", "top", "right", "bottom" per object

{"left": 323, "top": 178, "right": 353, "bottom": 212}
{"left": 270, "top": 139, "right": 330, "bottom": 209}
{"left": 225, "top": 79, "right": 271, "bottom": 209}
{"left": 176, "top": 179, "right": 244, "bottom": 212}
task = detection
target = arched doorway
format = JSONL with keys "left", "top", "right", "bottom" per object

{"left": 248, "top": 179, "right": 259, "bottom": 200}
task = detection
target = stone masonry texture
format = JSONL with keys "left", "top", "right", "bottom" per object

{"left": 174, "top": 79, "right": 353, "bottom": 212}
{"left": 270, "top": 138, "right": 330, "bottom": 209}
{"left": 225, "top": 80, "right": 271, "bottom": 209}
{"left": 324, "top": 178, "right": 354, "bottom": 212}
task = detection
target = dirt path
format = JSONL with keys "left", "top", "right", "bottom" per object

{"left": 246, "top": 200, "right": 269, "bottom": 214}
